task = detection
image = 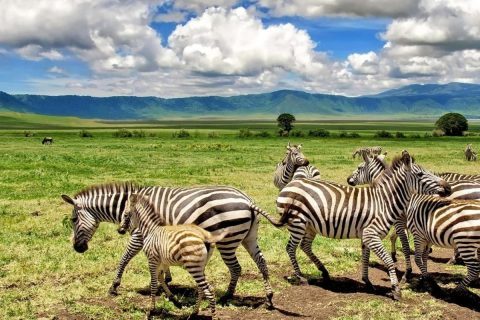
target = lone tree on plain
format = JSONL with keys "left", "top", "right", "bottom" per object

{"left": 277, "top": 113, "right": 296, "bottom": 136}
{"left": 435, "top": 112, "right": 468, "bottom": 136}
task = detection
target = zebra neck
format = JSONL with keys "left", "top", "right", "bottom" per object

{"left": 136, "top": 211, "right": 164, "bottom": 236}
{"left": 373, "top": 172, "right": 410, "bottom": 219}
{"left": 78, "top": 192, "right": 129, "bottom": 224}
{"left": 283, "top": 161, "right": 298, "bottom": 182}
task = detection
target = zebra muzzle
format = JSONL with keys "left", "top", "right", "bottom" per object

{"left": 117, "top": 227, "right": 127, "bottom": 235}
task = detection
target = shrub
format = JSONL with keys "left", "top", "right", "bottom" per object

{"left": 24, "top": 130, "right": 35, "bottom": 137}
{"left": 172, "top": 129, "right": 190, "bottom": 138}
{"left": 424, "top": 132, "right": 432, "bottom": 138}
{"left": 207, "top": 131, "right": 219, "bottom": 138}
{"left": 373, "top": 130, "right": 393, "bottom": 138}
{"left": 463, "top": 131, "right": 477, "bottom": 137}
{"left": 339, "top": 131, "right": 361, "bottom": 138}
{"left": 349, "top": 132, "right": 361, "bottom": 138}
{"left": 308, "top": 129, "right": 330, "bottom": 137}
{"left": 395, "top": 132, "right": 406, "bottom": 138}
{"left": 79, "top": 130, "right": 93, "bottom": 138}
{"left": 238, "top": 129, "right": 252, "bottom": 138}
{"left": 435, "top": 112, "right": 468, "bottom": 136}
{"left": 290, "top": 130, "right": 305, "bottom": 137}
{"left": 148, "top": 132, "right": 157, "bottom": 137}
{"left": 432, "top": 129, "right": 445, "bottom": 137}
{"left": 113, "top": 128, "right": 133, "bottom": 138}
{"left": 410, "top": 133, "right": 421, "bottom": 139}
{"left": 255, "top": 130, "right": 271, "bottom": 138}
{"left": 132, "top": 130, "right": 146, "bottom": 138}
{"left": 339, "top": 131, "right": 348, "bottom": 138}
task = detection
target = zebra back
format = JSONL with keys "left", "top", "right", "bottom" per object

{"left": 292, "top": 164, "right": 321, "bottom": 180}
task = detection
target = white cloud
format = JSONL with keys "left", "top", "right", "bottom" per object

{"left": 258, "top": 0, "right": 419, "bottom": 18}
{"left": 15, "top": 44, "right": 63, "bottom": 61}
{"left": 347, "top": 51, "right": 379, "bottom": 75}
{"left": 48, "top": 66, "right": 67, "bottom": 75}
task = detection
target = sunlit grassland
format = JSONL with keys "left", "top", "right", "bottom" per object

{"left": 1, "top": 126, "right": 480, "bottom": 319}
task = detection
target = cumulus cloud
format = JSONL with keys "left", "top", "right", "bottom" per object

{"left": 347, "top": 51, "right": 379, "bottom": 75}
{"left": 48, "top": 66, "right": 67, "bottom": 75}
{"left": 257, "top": 0, "right": 420, "bottom": 18}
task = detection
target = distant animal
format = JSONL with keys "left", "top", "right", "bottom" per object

{"left": 118, "top": 194, "right": 227, "bottom": 319}
{"left": 352, "top": 146, "right": 382, "bottom": 159}
{"left": 61, "top": 182, "right": 283, "bottom": 308}
{"left": 465, "top": 144, "right": 477, "bottom": 161}
{"left": 406, "top": 195, "right": 480, "bottom": 296}
{"left": 42, "top": 137, "right": 53, "bottom": 145}
{"left": 273, "top": 143, "right": 320, "bottom": 190}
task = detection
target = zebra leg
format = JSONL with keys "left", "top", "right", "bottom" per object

{"left": 361, "top": 240, "right": 374, "bottom": 291}
{"left": 393, "top": 221, "right": 413, "bottom": 284}
{"left": 158, "top": 270, "right": 181, "bottom": 308}
{"left": 300, "top": 229, "right": 330, "bottom": 281}
{"left": 286, "top": 220, "right": 308, "bottom": 284}
{"left": 109, "top": 229, "right": 143, "bottom": 295}
{"left": 165, "top": 268, "right": 172, "bottom": 284}
{"left": 217, "top": 244, "right": 241, "bottom": 303}
{"left": 454, "top": 247, "right": 480, "bottom": 294}
{"left": 389, "top": 232, "right": 398, "bottom": 263}
{"left": 147, "top": 259, "right": 160, "bottom": 317}
{"left": 187, "top": 266, "right": 217, "bottom": 320}
{"left": 363, "top": 227, "right": 401, "bottom": 300}
{"left": 241, "top": 223, "right": 274, "bottom": 309}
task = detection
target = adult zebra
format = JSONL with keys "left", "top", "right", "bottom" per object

{"left": 406, "top": 195, "right": 480, "bottom": 295}
{"left": 346, "top": 154, "right": 480, "bottom": 262}
{"left": 276, "top": 151, "right": 450, "bottom": 300}
{"left": 465, "top": 144, "right": 478, "bottom": 161}
{"left": 61, "top": 182, "right": 283, "bottom": 308}
{"left": 273, "top": 143, "right": 320, "bottom": 190}
{"left": 352, "top": 146, "right": 382, "bottom": 159}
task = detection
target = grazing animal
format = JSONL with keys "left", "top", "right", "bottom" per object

{"left": 42, "top": 137, "right": 53, "bottom": 145}
{"left": 118, "top": 194, "right": 226, "bottom": 319}
{"left": 406, "top": 195, "right": 480, "bottom": 295}
{"left": 273, "top": 143, "right": 320, "bottom": 190}
{"left": 352, "top": 146, "right": 382, "bottom": 159}
{"left": 276, "top": 151, "right": 450, "bottom": 300}
{"left": 61, "top": 182, "right": 283, "bottom": 307}
{"left": 465, "top": 144, "right": 478, "bottom": 161}
{"left": 347, "top": 155, "right": 480, "bottom": 263}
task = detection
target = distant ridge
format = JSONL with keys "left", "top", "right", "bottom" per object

{"left": 1, "top": 82, "right": 479, "bottom": 120}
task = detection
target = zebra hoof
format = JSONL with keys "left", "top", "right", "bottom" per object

{"left": 298, "top": 276, "right": 309, "bottom": 285}
{"left": 265, "top": 292, "right": 274, "bottom": 310}
{"left": 218, "top": 293, "right": 233, "bottom": 305}
{"left": 363, "top": 280, "right": 376, "bottom": 292}
{"left": 400, "top": 268, "right": 413, "bottom": 285}
{"left": 322, "top": 271, "right": 331, "bottom": 282}
{"left": 108, "top": 286, "right": 119, "bottom": 296}
{"left": 165, "top": 276, "right": 172, "bottom": 284}
{"left": 391, "top": 286, "right": 401, "bottom": 301}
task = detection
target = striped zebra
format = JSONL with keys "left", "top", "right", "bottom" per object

{"left": 352, "top": 146, "right": 382, "bottom": 159}
{"left": 406, "top": 194, "right": 480, "bottom": 295}
{"left": 118, "top": 194, "right": 227, "bottom": 319}
{"left": 276, "top": 151, "right": 451, "bottom": 300}
{"left": 274, "top": 143, "right": 320, "bottom": 190}
{"left": 465, "top": 144, "right": 478, "bottom": 161}
{"left": 61, "top": 182, "right": 283, "bottom": 308}
{"left": 346, "top": 154, "right": 480, "bottom": 263}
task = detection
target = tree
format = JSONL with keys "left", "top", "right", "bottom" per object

{"left": 277, "top": 113, "right": 296, "bottom": 136}
{"left": 435, "top": 113, "right": 468, "bottom": 136}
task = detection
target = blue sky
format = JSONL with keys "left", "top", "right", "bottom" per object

{"left": 0, "top": 1, "right": 478, "bottom": 97}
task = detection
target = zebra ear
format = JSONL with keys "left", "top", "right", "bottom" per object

{"left": 362, "top": 152, "right": 370, "bottom": 163}
{"left": 297, "top": 144, "right": 302, "bottom": 149}
{"left": 287, "top": 142, "right": 291, "bottom": 149}
{"left": 61, "top": 194, "right": 75, "bottom": 206}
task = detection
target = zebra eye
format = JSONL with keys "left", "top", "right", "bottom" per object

{"left": 416, "top": 172, "right": 424, "bottom": 177}
{"left": 71, "top": 217, "right": 78, "bottom": 223}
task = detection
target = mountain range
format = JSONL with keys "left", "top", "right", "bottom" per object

{"left": 1, "top": 82, "right": 480, "bottom": 120}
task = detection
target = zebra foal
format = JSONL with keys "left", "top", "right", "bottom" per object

{"left": 276, "top": 151, "right": 450, "bottom": 300}
{"left": 406, "top": 195, "right": 480, "bottom": 296}
{"left": 118, "top": 194, "right": 226, "bottom": 319}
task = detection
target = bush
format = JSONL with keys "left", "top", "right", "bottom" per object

{"left": 424, "top": 132, "right": 432, "bottom": 138}
{"left": 238, "top": 129, "right": 252, "bottom": 138}
{"left": 435, "top": 112, "right": 468, "bottom": 136}
{"left": 172, "top": 129, "right": 190, "bottom": 138}
{"left": 395, "top": 132, "right": 406, "bottom": 138}
{"left": 132, "top": 130, "right": 146, "bottom": 138}
{"left": 113, "top": 128, "right": 133, "bottom": 138}
{"left": 463, "top": 132, "right": 477, "bottom": 136}
{"left": 373, "top": 130, "right": 393, "bottom": 138}
{"left": 432, "top": 129, "right": 445, "bottom": 137}
{"left": 410, "top": 133, "right": 421, "bottom": 139}
{"left": 24, "top": 130, "right": 35, "bottom": 137}
{"left": 207, "top": 131, "right": 219, "bottom": 138}
{"left": 290, "top": 130, "right": 305, "bottom": 137}
{"left": 255, "top": 130, "right": 271, "bottom": 138}
{"left": 148, "top": 132, "right": 157, "bottom": 137}
{"left": 79, "top": 130, "right": 93, "bottom": 138}
{"left": 339, "top": 131, "right": 360, "bottom": 138}
{"left": 308, "top": 129, "right": 330, "bottom": 137}
{"left": 349, "top": 132, "right": 361, "bottom": 138}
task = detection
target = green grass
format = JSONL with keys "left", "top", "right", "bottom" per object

{"left": 1, "top": 124, "right": 480, "bottom": 319}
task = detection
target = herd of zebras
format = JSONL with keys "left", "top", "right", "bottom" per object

{"left": 61, "top": 143, "right": 480, "bottom": 319}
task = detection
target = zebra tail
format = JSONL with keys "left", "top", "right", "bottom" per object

{"left": 250, "top": 204, "right": 285, "bottom": 227}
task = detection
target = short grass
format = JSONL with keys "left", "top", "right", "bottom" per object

{"left": 1, "top": 124, "right": 480, "bottom": 319}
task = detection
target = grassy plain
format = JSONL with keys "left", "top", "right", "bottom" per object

{"left": 1, "top": 121, "right": 480, "bottom": 319}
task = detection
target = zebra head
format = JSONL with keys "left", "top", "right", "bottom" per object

{"left": 398, "top": 150, "right": 451, "bottom": 197}
{"left": 61, "top": 194, "right": 100, "bottom": 253}
{"left": 118, "top": 193, "right": 164, "bottom": 235}
{"left": 284, "top": 142, "right": 309, "bottom": 167}
{"left": 347, "top": 152, "right": 387, "bottom": 186}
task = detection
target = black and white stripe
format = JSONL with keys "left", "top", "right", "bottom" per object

{"left": 118, "top": 194, "right": 226, "bottom": 319}
{"left": 274, "top": 143, "right": 311, "bottom": 190}
{"left": 61, "top": 183, "right": 282, "bottom": 307}
{"left": 465, "top": 144, "right": 477, "bottom": 161}
{"left": 352, "top": 146, "right": 382, "bottom": 159}
{"left": 406, "top": 195, "right": 480, "bottom": 294}
{"left": 276, "top": 151, "right": 450, "bottom": 300}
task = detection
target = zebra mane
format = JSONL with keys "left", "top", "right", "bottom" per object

{"left": 372, "top": 154, "right": 415, "bottom": 185}
{"left": 74, "top": 181, "right": 140, "bottom": 198}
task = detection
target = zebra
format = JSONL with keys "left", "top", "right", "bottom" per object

{"left": 465, "top": 144, "right": 478, "bottom": 161}
{"left": 276, "top": 151, "right": 451, "bottom": 300}
{"left": 346, "top": 154, "right": 480, "bottom": 263}
{"left": 42, "top": 137, "right": 53, "bottom": 145}
{"left": 117, "top": 194, "right": 227, "bottom": 319}
{"left": 61, "top": 182, "right": 283, "bottom": 308}
{"left": 406, "top": 194, "right": 480, "bottom": 296}
{"left": 351, "top": 146, "right": 382, "bottom": 159}
{"left": 273, "top": 143, "right": 319, "bottom": 190}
